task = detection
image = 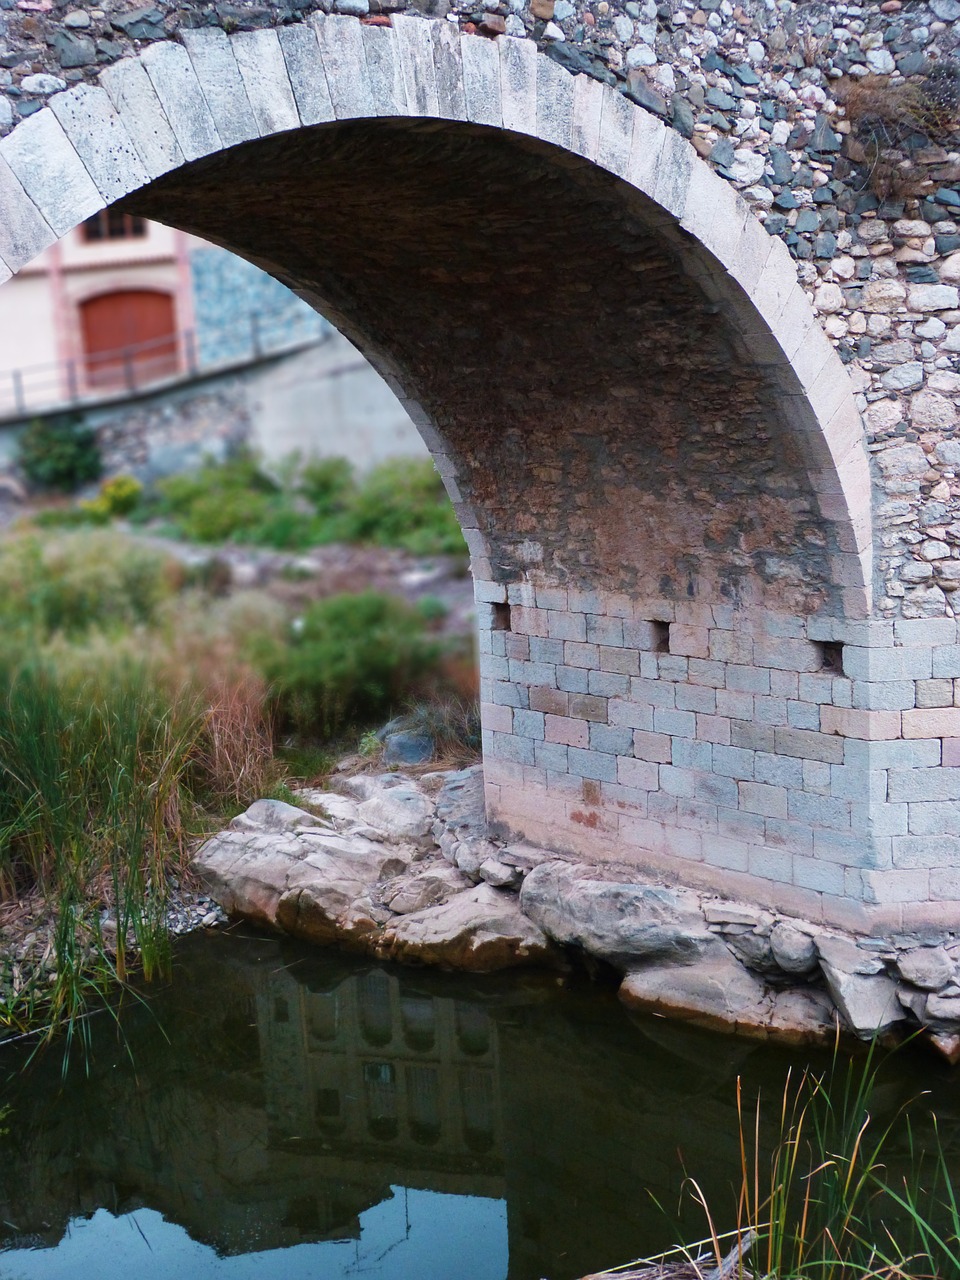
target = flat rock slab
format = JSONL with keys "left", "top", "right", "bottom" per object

{"left": 619, "top": 960, "right": 836, "bottom": 1045}
{"left": 520, "top": 861, "right": 718, "bottom": 968}
{"left": 380, "top": 883, "right": 558, "bottom": 973}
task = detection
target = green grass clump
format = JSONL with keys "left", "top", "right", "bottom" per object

{"left": 663, "top": 1044, "right": 960, "bottom": 1280}
{"left": 264, "top": 590, "right": 444, "bottom": 739}
{"left": 333, "top": 457, "right": 465, "bottom": 556}
{"left": 0, "top": 531, "right": 179, "bottom": 640}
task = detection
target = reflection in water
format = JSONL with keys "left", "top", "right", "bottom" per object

{"left": 1, "top": 933, "right": 958, "bottom": 1280}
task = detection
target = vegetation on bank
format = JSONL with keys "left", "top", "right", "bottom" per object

{"left": 32, "top": 452, "right": 467, "bottom": 557}
{"left": 616, "top": 1047, "right": 960, "bottom": 1280}
{"left": 0, "top": 521, "right": 476, "bottom": 1050}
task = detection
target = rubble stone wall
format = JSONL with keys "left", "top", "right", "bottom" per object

{"left": 2, "top": 5, "right": 960, "bottom": 930}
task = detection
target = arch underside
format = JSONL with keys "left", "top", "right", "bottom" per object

{"left": 124, "top": 119, "right": 850, "bottom": 619}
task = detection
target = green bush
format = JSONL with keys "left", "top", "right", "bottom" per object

{"left": 298, "top": 456, "right": 355, "bottom": 516}
{"left": 0, "top": 532, "right": 179, "bottom": 639}
{"left": 265, "top": 590, "right": 444, "bottom": 739}
{"left": 16, "top": 413, "right": 101, "bottom": 493}
{"left": 338, "top": 458, "right": 465, "bottom": 556}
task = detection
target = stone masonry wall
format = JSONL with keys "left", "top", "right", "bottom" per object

{"left": 5, "top": 6, "right": 960, "bottom": 930}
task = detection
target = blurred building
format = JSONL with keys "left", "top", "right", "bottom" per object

{"left": 0, "top": 214, "right": 425, "bottom": 474}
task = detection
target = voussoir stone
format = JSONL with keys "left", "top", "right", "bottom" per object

{"left": 519, "top": 861, "right": 718, "bottom": 968}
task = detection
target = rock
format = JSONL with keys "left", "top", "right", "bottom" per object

{"left": 20, "top": 73, "right": 66, "bottom": 94}
{"left": 435, "top": 764, "right": 486, "bottom": 837}
{"left": 619, "top": 957, "right": 767, "bottom": 1035}
{"left": 478, "top": 857, "right": 522, "bottom": 889}
{"left": 730, "top": 149, "right": 766, "bottom": 185}
{"left": 927, "top": 1030, "right": 960, "bottom": 1065}
{"left": 381, "top": 883, "right": 558, "bottom": 972}
{"left": 357, "top": 784, "right": 436, "bottom": 848}
{"left": 454, "top": 837, "right": 501, "bottom": 880}
{"left": 770, "top": 922, "right": 818, "bottom": 975}
{"left": 383, "top": 730, "right": 434, "bottom": 766}
{"left": 520, "top": 862, "right": 718, "bottom": 968}
{"left": 816, "top": 933, "right": 887, "bottom": 976}
{"left": 381, "top": 863, "right": 473, "bottom": 914}
{"left": 230, "top": 799, "right": 327, "bottom": 833}
{"left": 194, "top": 826, "right": 410, "bottom": 935}
{"left": 898, "top": 946, "right": 955, "bottom": 991}
{"left": 925, "top": 990, "right": 960, "bottom": 1023}
{"left": 908, "top": 284, "right": 960, "bottom": 312}
{"left": 818, "top": 962, "right": 903, "bottom": 1038}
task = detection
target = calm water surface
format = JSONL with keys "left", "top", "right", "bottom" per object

{"left": 1, "top": 931, "right": 957, "bottom": 1280}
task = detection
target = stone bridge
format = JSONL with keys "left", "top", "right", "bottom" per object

{"left": 2, "top": 0, "right": 960, "bottom": 935}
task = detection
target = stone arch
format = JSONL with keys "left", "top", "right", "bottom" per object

{"left": 0, "top": 17, "right": 888, "bottom": 923}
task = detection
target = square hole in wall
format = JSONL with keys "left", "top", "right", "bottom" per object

{"left": 818, "top": 641, "right": 844, "bottom": 674}
{"left": 491, "top": 602, "right": 511, "bottom": 631}
{"left": 651, "top": 620, "right": 671, "bottom": 653}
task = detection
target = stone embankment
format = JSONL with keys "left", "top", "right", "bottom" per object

{"left": 195, "top": 764, "right": 960, "bottom": 1060}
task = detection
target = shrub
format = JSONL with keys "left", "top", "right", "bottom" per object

{"left": 265, "top": 590, "right": 444, "bottom": 739}
{"left": 298, "top": 456, "right": 355, "bottom": 516}
{"left": 0, "top": 532, "right": 180, "bottom": 639}
{"left": 79, "top": 474, "right": 143, "bottom": 521}
{"left": 16, "top": 413, "right": 101, "bottom": 493}
{"left": 338, "top": 458, "right": 466, "bottom": 556}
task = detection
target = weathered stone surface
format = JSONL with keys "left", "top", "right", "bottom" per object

{"left": 229, "top": 798, "right": 324, "bottom": 832}
{"left": 381, "top": 883, "right": 558, "bottom": 971}
{"left": 897, "top": 946, "right": 955, "bottom": 991}
{"left": 380, "top": 862, "right": 472, "bottom": 913}
{"left": 355, "top": 782, "right": 436, "bottom": 848}
{"left": 818, "top": 963, "right": 902, "bottom": 1038}
{"left": 770, "top": 922, "right": 819, "bottom": 975}
{"left": 520, "top": 862, "right": 718, "bottom": 968}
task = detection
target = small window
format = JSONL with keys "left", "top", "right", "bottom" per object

{"left": 81, "top": 210, "right": 147, "bottom": 242}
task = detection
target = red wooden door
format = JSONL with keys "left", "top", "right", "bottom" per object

{"left": 80, "top": 290, "right": 178, "bottom": 390}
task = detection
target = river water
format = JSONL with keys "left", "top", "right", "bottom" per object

{"left": 0, "top": 931, "right": 957, "bottom": 1280}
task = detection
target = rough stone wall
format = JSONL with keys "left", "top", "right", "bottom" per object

{"left": 5, "top": 7, "right": 960, "bottom": 930}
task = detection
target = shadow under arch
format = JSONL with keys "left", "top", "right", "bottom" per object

{"left": 0, "top": 17, "right": 880, "bottom": 913}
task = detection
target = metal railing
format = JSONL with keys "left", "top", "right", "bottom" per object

{"left": 0, "top": 303, "right": 330, "bottom": 420}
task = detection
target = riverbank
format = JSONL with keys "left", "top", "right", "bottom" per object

{"left": 195, "top": 763, "right": 960, "bottom": 1061}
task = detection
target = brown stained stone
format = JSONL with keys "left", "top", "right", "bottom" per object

{"left": 479, "top": 12, "right": 506, "bottom": 34}
{"left": 531, "top": 0, "right": 555, "bottom": 18}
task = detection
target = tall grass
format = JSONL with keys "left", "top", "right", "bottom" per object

{"left": 678, "top": 1045, "right": 960, "bottom": 1280}
{"left": 0, "top": 659, "right": 202, "bottom": 1042}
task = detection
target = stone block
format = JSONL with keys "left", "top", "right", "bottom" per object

{"left": 534, "top": 741, "right": 569, "bottom": 772}
{"left": 657, "top": 655, "right": 689, "bottom": 683}
{"left": 688, "top": 659, "right": 727, "bottom": 688}
{"left": 749, "top": 845, "right": 794, "bottom": 884}
{"left": 499, "top": 29, "right": 537, "bottom": 134}
{"left": 753, "top": 696, "right": 789, "bottom": 727}
{"left": 569, "top": 70, "right": 603, "bottom": 161}
{"left": 670, "top": 738, "right": 713, "bottom": 771}
{"left": 774, "top": 727, "right": 844, "bottom": 764}
{"left": 587, "top": 614, "right": 624, "bottom": 647}
{"left": 907, "top": 800, "right": 960, "bottom": 836}
{"left": 556, "top": 666, "right": 589, "bottom": 694}
{"left": 278, "top": 23, "right": 335, "bottom": 126}
{"left": 360, "top": 23, "right": 409, "bottom": 117}
{"left": 599, "top": 646, "right": 639, "bottom": 676}
{"left": 597, "top": 83, "right": 634, "bottom": 178}
{"left": 509, "top": 659, "right": 555, "bottom": 687}
{"left": 917, "top": 679, "right": 954, "bottom": 709}
{"left": 786, "top": 700, "right": 820, "bottom": 731}
{"left": 675, "top": 684, "right": 716, "bottom": 714}
{"left": 529, "top": 687, "right": 568, "bottom": 716}
{"left": 181, "top": 27, "right": 258, "bottom": 147}
{"left": 460, "top": 29, "right": 502, "bottom": 127}
{"left": 753, "top": 636, "right": 825, "bottom": 673}
{"left": 889, "top": 769, "right": 960, "bottom": 802}
{"left": 717, "top": 689, "right": 754, "bottom": 720}
{"left": 709, "top": 629, "right": 753, "bottom": 664}
{"left": 850, "top": 680, "right": 917, "bottom": 712}
{"left": 513, "top": 708, "right": 545, "bottom": 741}
{"left": 98, "top": 57, "right": 184, "bottom": 179}
{"left": 943, "top": 738, "right": 960, "bottom": 767}
{"left": 393, "top": 14, "right": 440, "bottom": 118}
{"left": 141, "top": 39, "right": 222, "bottom": 160}
{"left": 569, "top": 693, "right": 608, "bottom": 722}
{"left": 765, "top": 817, "right": 813, "bottom": 855}
{"left": 842, "top": 645, "right": 932, "bottom": 682}
{"left": 48, "top": 83, "right": 149, "bottom": 204}
{"left": 588, "top": 670, "right": 630, "bottom": 698}
{"left": 530, "top": 637, "right": 565, "bottom": 664}
{"left": 793, "top": 855, "right": 846, "bottom": 896}
{"left": 545, "top": 714, "right": 588, "bottom": 747}
{"left": 712, "top": 744, "right": 755, "bottom": 781}
{"left": 633, "top": 730, "right": 672, "bottom": 763}
{"left": 820, "top": 706, "right": 902, "bottom": 740}
{"left": 431, "top": 20, "right": 468, "bottom": 122}
{"left": 535, "top": 49, "right": 574, "bottom": 150}
{"left": 755, "top": 752, "right": 804, "bottom": 789}
{"left": 547, "top": 610, "right": 586, "bottom": 641}
{"left": 565, "top": 641, "right": 600, "bottom": 670}
{"left": 730, "top": 720, "right": 775, "bottom": 752}
{"left": 607, "top": 698, "right": 653, "bottom": 730}
{"left": 932, "top": 646, "right": 960, "bottom": 678}
{"left": 487, "top": 730, "right": 535, "bottom": 766}
{"left": 536, "top": 586, "right": 568, "bottom": 611}
{"left": 490, "top": 680, "right": 528, "bottom": 708}
{"left": 230, "top": 29, "right": 300, "bottom": 136}
{"left": 739, "top": 780, "right": 788, "bottom": 819}
{"left": 567, "top": 747, "right": 618, "bottom": 783}
{"left": 311, "top": 14, "right": 376, "bottom": 119}
{"left": 0, "top": 110, "right": 102, "bottom": 238}
{"left": 618, "top": 757, "right": 659, "bottom": 790}
{"left": 589, "top": 722, "right": 634, "bottom": 756}
{"left": 481, "top": 701, "right": 512, "bottom": 734}
{"left": 696, "top": 714, "right": 731, "bottom": 745}
{"left": 654, "top": 708, "right": 696, "bottom": 739}
{"left": 669, "top": 624, "right": 709, "bottom": 658}
{"left": 0, "top": 156, "right": 55, "bottom": 276}
{"left": 903, "top": 707, "right": 960, "bottom": 738}
{"left": 660, "top": 765, "right": 696, "bottom": 799}
{"left": 511, "top": 605, "right": 548, "bottom": 637}
{"left": 726, "top": 664, "right": 771, "bottom": 694}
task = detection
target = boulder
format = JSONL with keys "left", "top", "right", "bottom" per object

{"left": 381, "top": 863, "right": 473, "bottom": 915}
{"left": 818, "top": 962, "right": 903, "bottom": 1038}
{"left": 770, "top": 922, "right": 819, "bottom": 976}
{"left": 383, "top": 730, "right": 434, "bottom": 766}
{"left": 520, "top": 862, "right": 718, "bottom": 968}
{"left": 897, "top": 946, "right": 955, "bottom": 991}
{"left": 229, "top": 798, "right": 326, "bottom": 833}
{"left": 380, "top": 883, "right": 559, "bottom": 972}
{"left": 357, "top": 784, "right": 436, "bottom": 848}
